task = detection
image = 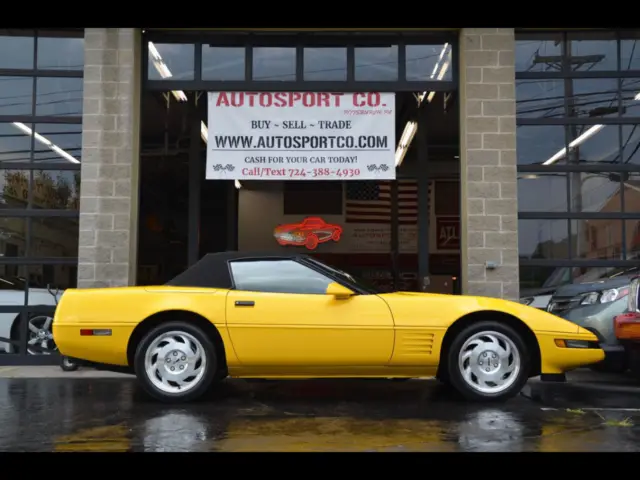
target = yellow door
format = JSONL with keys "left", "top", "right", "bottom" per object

{"left": 224, "top": 258, "right": 394, "bottom": 368}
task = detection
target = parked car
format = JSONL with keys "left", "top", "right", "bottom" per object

{"left": 546, "top": 266, "right": 640, "bottom": 372}
{"left": 520, "top": 266, "right": 572, "bottom": 309}
{"left": 613, "top": 276, "right": 640, "bottom": 379}
{"left": 0, "top": 277, "right": 62, "bottom": 355}
{"left": 53, "top": 251, "right": 604, "bottom": 404}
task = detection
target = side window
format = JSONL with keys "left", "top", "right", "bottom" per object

{"left": 229, "top": 259, "right": 333, "bottom": 294}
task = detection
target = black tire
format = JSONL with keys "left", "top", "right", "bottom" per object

{"left": 134, "top": 321, "right": 217, "bottom": 403}
{"left": 60, "top": 356, "right": 79, "bottom": 372}
{"left": 445, "top": 321, "right": 530, "bottom": 402}
{"left": 628, "top": 347, "right": 640, "bottom": 381}
{"left": 588, "top": 355, "right": 628, "bottom": 374}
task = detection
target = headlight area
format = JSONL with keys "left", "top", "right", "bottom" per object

{"left": 520, "top": 297, "right": 533, "bottom": 306}
{"left": 576, "top": 286, "right": 630, "bottom": 306}
{"left": 554, "top": 339, "right": 600, "bottom": 349}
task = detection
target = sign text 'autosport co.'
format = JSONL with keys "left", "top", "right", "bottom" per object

{"left": 206, "top": 92, "right": 396, "bottom": 180}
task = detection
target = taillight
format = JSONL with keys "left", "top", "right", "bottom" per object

{"left": 614, "top": 312, "right": 640, "bottom": 340}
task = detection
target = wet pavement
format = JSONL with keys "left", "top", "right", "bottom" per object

{"left": 3, "top": 374, "right": 640, "bottom": 451}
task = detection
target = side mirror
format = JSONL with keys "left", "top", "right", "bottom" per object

{"left": 325, "top": 282, "right": 354, "bottom": 299}
{"left": 629, "top": 276, "right": 640, "bottom": 313}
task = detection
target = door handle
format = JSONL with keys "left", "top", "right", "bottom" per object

{"left": 235, "top": 300, "right": 255, "bottom": 307}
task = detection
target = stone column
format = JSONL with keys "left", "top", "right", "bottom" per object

{"left": 77, "top": 28, "right": 141, "bottom": 288}
{"left": 458, "top": 28, "right": 519, "bottom": 300}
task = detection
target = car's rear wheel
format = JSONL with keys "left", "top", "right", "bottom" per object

{"left": 134, "top": 321, "right": 217, "bottom": 403}
{"left": 446, "top": 321, "right": 529, "bottom": 402}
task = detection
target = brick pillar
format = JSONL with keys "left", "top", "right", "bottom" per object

{"left": 78, "top": 28, "right": 141, "bottom": 288}
{"left": 458, "top": 28, "right": 519, "bottom": 300}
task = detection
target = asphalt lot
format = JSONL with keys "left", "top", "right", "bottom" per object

{"left": 1, "top": 367, "right": 640, "bottom": 451}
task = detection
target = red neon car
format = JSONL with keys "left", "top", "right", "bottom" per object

{"left": 273, "top": 217, "right": 343, "bottom": 250}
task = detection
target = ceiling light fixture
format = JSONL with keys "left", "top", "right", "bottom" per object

{"left": 148, "top": 41, "right": 210, "bottom": 148}
{"left": 12, "top": 122, "right": 80, "bottom": 164}
{"left": 395, "top": 120, "right": 417, "bottom": 167}
{"left": 543, "top": 90, "right": 640, "bottom": 166}
{"left": 147, "top": 42, "right": 187, "bottom": 103}
{"left": 395, "top": 43, "right": 451, "bottom": 168}
{"left": 543, "top": 124, "right": 605, "bottom": 165}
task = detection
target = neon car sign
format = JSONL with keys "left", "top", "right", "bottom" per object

{"left": 273, "top": 216, "right": 343, "bottom": 250}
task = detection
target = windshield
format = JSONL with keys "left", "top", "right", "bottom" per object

{"left": 576, "top": 265, "right": 640, "bottom": 283}
{"left": 305, "top": 257, "right": 382, "bottom": 294}
{"left": 542, "top": 267, "right": 572, "bottom": 288}
{"left": 0, "top": 276, "right": 27, "bottom": 291}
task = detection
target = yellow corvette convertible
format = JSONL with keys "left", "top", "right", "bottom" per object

{"left": 52, "top": 252, "right": 604, "bottom": 403}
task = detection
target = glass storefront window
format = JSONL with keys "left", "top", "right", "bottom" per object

{"left": 626, "top": 219, "right": 640, "bottom": 259}
{"left": 565, "top": 123, "right": 620, "bottom": 166}
{"left": 519, "top": 265, "right": 573, "bottom": 291}
{"left": 568, "top": 172, "right": 622, "bottom": 212}
{"left": 35, "top": 77, "right": 83, "bottom": 117}
{"left": 31, "top": 124, "right": 81, "bottom": 165}
{"left": 622, "top": 125, "right": 640, "bottom": 165}
{"left": 147, "top": 42, "right": 194, "bottom": 81}
{"left": 572, "top": 219, "right": 623, "bottom": 260}
{"left": 0, "top": 77, "right": 34, "bottom": 116}
{"left": 567, "top": 32, "right": 618, "bottom": 72}
{"left": 253, "top": 47, "right": 296, "bottom": 81}
{"left": 516, "top": 125, "right": 566, "bottom": 166}
{"left": 0, "top": 123, "right": 33, "bottom": 165}
{"left": 566, "top": 78, "right": 620, "bottom": 118}
{"left": 621, "top": 33, "right": 640, "bottom": 71}
{"left": 516, "top": 79, "right": 565, "bottom": 119}
{"left": 405, "top": 44, "right": 452, "bottom": 82}
{"left": 0, "top": 31, "right": 34, "bottom": 69}
{"left": 518, "top": 219, "right": 570, "bottom": 260}
{"left": 202, "top": 46, "right": 244, "bottom": 81}
{"left": 29, "top": 217, "right": 78, "bottom": 257}
{"left": 517, "top": 172, "right": 568, "bottom": 212}
{"left": 515, "top": 33, "right": 563, "bottom": 73}
{"left": 31, "top": 170, "right": 80, "bottom": 211}
{"left": 36, "top": 33, "right": 84, "bottom": 71}
{"left": 354, "top": 46, "right": 398, "bottom": 81}
{"left": 303, "top": 47, "right": 347, "bottom": 81}
{"left": 621, "top": 79, "right": 640, "bottom": 118}
{"left": 0, "top": 29, "right": 82, "bottom": 326}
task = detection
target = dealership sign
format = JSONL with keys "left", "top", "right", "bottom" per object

{"left": 206, "top": 92, "right": 396, "bottom": 181}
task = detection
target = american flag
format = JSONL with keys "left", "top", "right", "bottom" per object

{"left": 345, "top": 180, "right": 429, "bottom": 224}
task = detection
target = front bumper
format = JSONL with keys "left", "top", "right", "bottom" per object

{"left": 558, "top": 299, "right": 628, "bottom": 346}
{"left": 537, "top": 332, "right": 605, "bottom": 374}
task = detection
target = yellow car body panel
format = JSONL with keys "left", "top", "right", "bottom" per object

{"left": 52, "top": 285, "right": 604, "bottom": 378}
{"left": 52, "top": 286, "right": 236, "bottom": 367}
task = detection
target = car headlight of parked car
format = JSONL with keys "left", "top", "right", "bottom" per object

{"left": 519, "top": 297, "right": 534, "bottom": 306}
{"left": 578, "top": 286, "right": 630, "bottom": 306}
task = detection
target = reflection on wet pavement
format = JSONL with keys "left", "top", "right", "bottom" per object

{"left": 1, "top": 377, "right": 640, "bottom": 451}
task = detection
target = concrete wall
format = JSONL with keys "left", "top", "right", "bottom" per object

{"left": 77, "top": 28, "right": 141, "bottom": 288}
{"left": 458, "top": 28, "right": 519, "bottom": 300}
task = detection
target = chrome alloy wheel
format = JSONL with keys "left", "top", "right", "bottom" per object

{"left": 27, "top": 315, "right": 56, "bottom": 355}
{"left": 144, "top": 330, "right": 207, "bottom": 394}
{"left": 457, "top": 330, "right": 521, "bottom": 395}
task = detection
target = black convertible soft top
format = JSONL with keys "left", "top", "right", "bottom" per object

{"left": 165, "top": 251, "right": 311, "bottom": 289}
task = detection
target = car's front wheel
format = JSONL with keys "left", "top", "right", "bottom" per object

{"left": 134, "top": 322, "right": 217, "bottom": 403}
{"left": 446, "top": 321, "right": 530, "bottom": 402}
